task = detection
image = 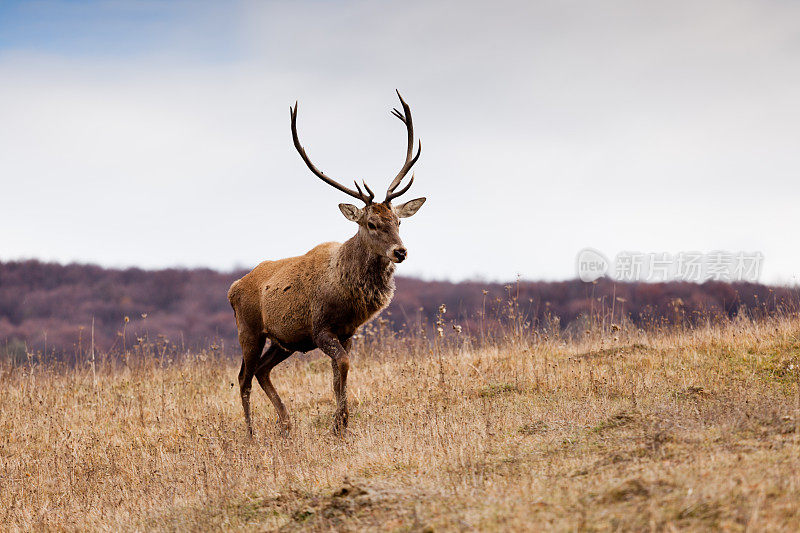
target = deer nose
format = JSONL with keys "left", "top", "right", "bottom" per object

{"left": 393, "top": 247, "right": 407, "bottom": 263}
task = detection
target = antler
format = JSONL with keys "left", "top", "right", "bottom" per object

{"left": 385, "top": 90, "right": 421, "bottom": 203}
{"left": 290, "top": 102, "right": 374, "bottom": 204}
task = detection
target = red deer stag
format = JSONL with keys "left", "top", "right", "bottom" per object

{"left": 228, "top": 91, "right": 425, "bottom": 435}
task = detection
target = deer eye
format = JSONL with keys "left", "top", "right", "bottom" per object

{"left": 367, "top": 222, "right": 377, "bottom": 230}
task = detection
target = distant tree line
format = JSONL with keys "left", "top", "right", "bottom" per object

{"left": 1, "top": 259, "right": 797, "bottom": 359}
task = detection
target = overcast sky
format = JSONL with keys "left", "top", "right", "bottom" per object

{"left": 1, "top": 0, "right": 798, "bottom": 283}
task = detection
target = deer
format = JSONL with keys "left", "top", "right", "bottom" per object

{"left": 227, "top": 91, "right": 425, "bottom": 436}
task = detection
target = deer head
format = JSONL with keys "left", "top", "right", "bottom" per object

{"left": 290, "top": 91, "right": 426, "bottom": 264}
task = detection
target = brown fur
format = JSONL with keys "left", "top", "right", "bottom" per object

{"left": 231, "top": 92, "right": 425, "bottom": 435}
{"left": 228, "top": 202, "right": 411, "bottom": 435}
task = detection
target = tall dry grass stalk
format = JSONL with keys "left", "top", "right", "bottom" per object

{"left": 1, "top": 311, "right": 800, "bottom": 531}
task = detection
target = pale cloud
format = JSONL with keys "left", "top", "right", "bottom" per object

{"left": 1, "top": 0, "right": 798, "bottom": 283}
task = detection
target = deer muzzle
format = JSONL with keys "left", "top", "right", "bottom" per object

{"left": 391, "top": 246, "right": 407, "bottom": 263}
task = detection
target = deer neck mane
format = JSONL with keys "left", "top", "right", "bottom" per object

{"left": 334, "top": 231, "right": 396, "bottom": 310}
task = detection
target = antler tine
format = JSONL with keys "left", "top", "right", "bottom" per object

{"left": 385, "top": 173, "right": 414, "bottom": 202}
{"left": 290, "top": 102, "right": 372, "bottom": 204}
{"left": 361, "top": 180, "right": 376, "bottom": 201}
{"left": 385, "top": 90, "right": 421, "bottom": 202}
{"left": 390, "top": 108, "right": 406, "bottom": 123}
{"left": 353, "top": 180, "right": 375, "bottom": 203}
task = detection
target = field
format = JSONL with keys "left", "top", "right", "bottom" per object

{"left": 2, "top": 316, "right": 800, "bottom": 531}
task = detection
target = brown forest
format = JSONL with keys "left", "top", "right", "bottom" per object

{"left": 1, "top": 259, "right": 797, "bottom": 360}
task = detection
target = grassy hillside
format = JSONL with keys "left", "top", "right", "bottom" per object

{"left": 2, "top": 315, "right": 800, "bottom": 531}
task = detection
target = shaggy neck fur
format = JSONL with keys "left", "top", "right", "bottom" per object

{"left": 334, "top": 231, "right": 396, "bottom": 311}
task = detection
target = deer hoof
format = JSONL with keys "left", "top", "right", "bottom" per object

{"left": 276, "top": 418, "right": 292, "bottom": 437}
{"left": 332, "top": 412, "right": 349, "bottom": 436}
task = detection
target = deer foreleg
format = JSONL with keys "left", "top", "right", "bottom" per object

{"left": 314, "top": 330, "right": 350, "bottom": 434}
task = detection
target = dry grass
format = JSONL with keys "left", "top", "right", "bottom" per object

{"left": 2, "top": 316, "right": 800, "bottom": 531}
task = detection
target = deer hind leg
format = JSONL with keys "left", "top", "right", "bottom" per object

{"left": 254, "top": 343, "right": 293, "bottom": 434}
{"left": 315, "top": 331, "right": 351, "bottom": 435}
{"left": 238, "top": 331, "right": 266, "bottom": 436}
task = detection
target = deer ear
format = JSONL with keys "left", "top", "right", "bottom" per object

{"left": 395, "top": 197, "right": 426, "bottom": 218}
{"left": 338, "top": 203, "right": 362, "bottom": 222}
